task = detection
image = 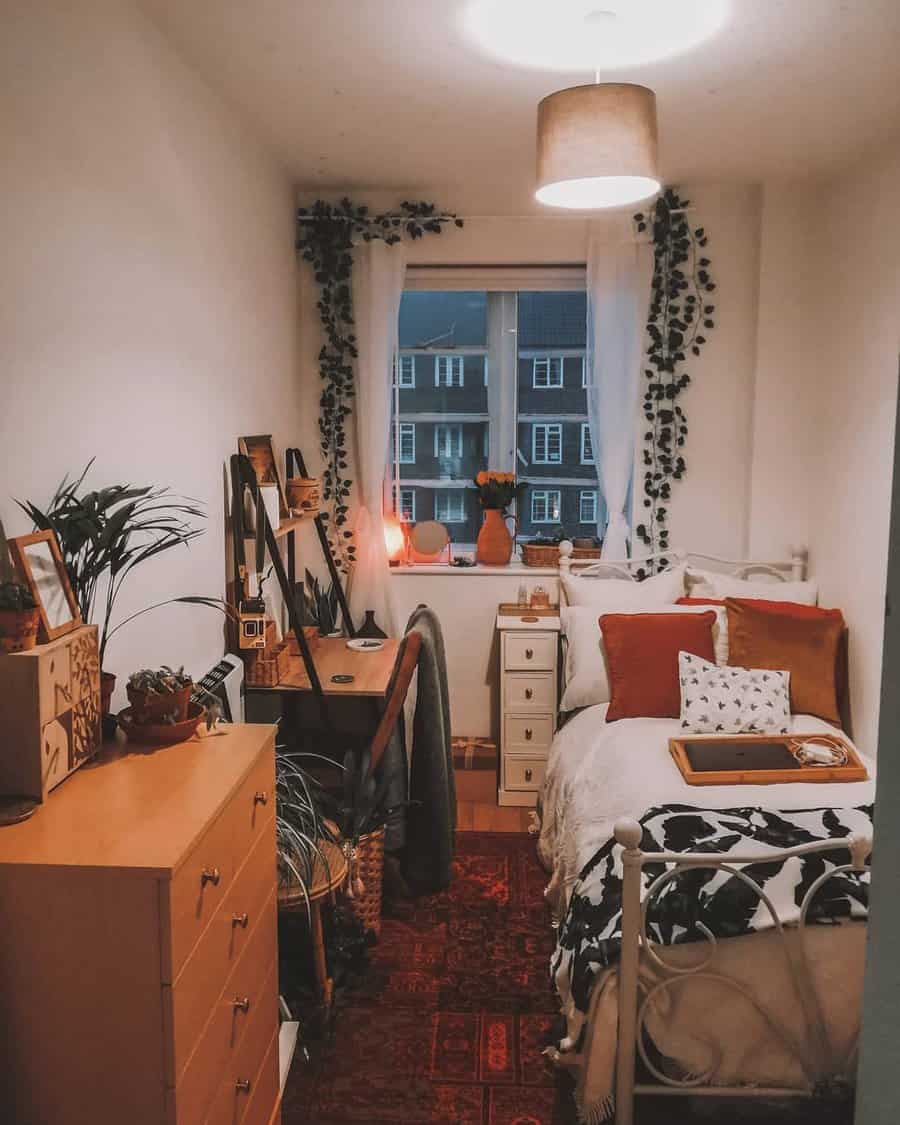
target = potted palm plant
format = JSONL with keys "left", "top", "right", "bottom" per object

{"left": 276, "top": 754, "right": 340, "bottom": 917}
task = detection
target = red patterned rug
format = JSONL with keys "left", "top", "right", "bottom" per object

{"left": 282, "top": 832, "right": 573, "bottom": 1125}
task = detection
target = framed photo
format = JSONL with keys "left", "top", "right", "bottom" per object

{"left": 9, "top": 530, "right": 82, "bottom": 642}
{"left": 238, "top": 435, "right": 289, "bottom": 518}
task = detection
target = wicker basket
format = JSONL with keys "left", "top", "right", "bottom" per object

{"left": 243, "top": 640, "right": 290, "bottom": 687}
{"left": 520, "top": 542, "right": 560, "bottom": 567}
{"left": 572, "top": 545, "right": 603, "bottom": 561}
{"left": 344, "top": 827, "right": 386, "bottom": 939}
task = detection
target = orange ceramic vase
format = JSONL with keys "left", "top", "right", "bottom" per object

{"left": 476, "top": 509, "right": 516, "bottom": 565}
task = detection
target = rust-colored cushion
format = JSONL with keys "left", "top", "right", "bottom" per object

{"left": 725, "top": 598, "right": 846, "bottom": 726}
{"left": 601, "top": 611, "right": 717, "bottom": 722}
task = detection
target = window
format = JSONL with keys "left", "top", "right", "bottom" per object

{"left": 397, "top": 422, "right": 415, "bottom": 463}
{"left": 434, "top": 423, "right": 463, "bottom": 459}
{"left": 532, "top": 356, "right": 563, "bottom": 389}
{"left": 579, "top": 490, "right": 597, "bottom": 524}
{"left": 531, "top": 489, "right": 561, "bottom": 524}
{"left": 398, "top": 489, "right": 416, "bottom": 522}
{"left": 581, "top": 423, "right": 594, "bottom": 465}
{"left": 396, "top": 355, "right": 415, "bottom": 388}
{"left": 391, "top": 287, "right": 608, "bottom": 553}
{"left": 532, "top": 423, "right": 562, "bottom": 464}
{"left": 434, "top": 355, "right": 464, "bottom": 387}
{"left": 435, "top": 490, "right": 466, "bottom": 523}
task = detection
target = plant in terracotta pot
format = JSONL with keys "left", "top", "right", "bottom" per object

{"left": 471, "top": 472, "right": 526, "bottom": 566}
{"left": 126, "top": 666, "right": 193, "bottom": 725}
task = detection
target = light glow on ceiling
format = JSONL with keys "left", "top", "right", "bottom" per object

{"left": 463, "top": 0, "right": 731, "bottom": 72}
{"left": 536, "top": 175, "right": 660, "bottom": 209}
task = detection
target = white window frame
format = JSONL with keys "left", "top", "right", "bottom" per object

{"left": 532, "top": 355, "right": 563, "bottom": 389}
{"left": 398, "top": 488, "right": 416, "bottom": 522}
{"left": 398, "top": 422, "right": 416, "bottom": 464}
{"left": 396, "top": 355, "right": 416, "bottom": 388}
{"left": 531, "top": 489, "right": 561, "bottom": 524}
{"left": 581, "top": 356, "right": 589, "bottom": 388}
{"left": 434, "top": 423, "right": 463, "bottom": 459}
{"left": 532, "top": 423, "right": 562, "bottom": 465}
{"left": 434, "top": 355, "right": 464, "bottom": 387}
{"left": 579, "top": 490, "right": 598, "bottom": 524}
{"left": 580, "top": 423, "right": 595, "bottom": 465}
{"left": 435, "top": 490, "right": 466, "bottom": 523}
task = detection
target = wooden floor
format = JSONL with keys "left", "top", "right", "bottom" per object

{"left": 453, "top": 743, "right": 534, "bottom": 832}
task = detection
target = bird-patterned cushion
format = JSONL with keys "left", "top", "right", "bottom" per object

{"left": 678, "top": 651, "right": 791, "bottom": 735}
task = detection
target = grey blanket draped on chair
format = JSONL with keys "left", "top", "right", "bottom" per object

{"left": 401, "top": 604, "right": 456, "bottom": 893}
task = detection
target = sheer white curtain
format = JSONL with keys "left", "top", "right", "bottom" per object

{"left": 585, "top": 218, "right": 653, "bottom": 560}
{"left": 347, "top": 239, "right": 407, "bottom": 635}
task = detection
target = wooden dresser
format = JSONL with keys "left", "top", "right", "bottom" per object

{"left": 0, "top": 723, "right": 281, "bottom": 1125}
{"left": 496, "top": 611, "right": 561, "bottom": 806}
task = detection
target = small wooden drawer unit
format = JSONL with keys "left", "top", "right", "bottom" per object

{"left": 497, "top": 614, "right": 560, "bottom": 807}
{"left": 0, "top": 724, "right": 281, "bottom": 1125}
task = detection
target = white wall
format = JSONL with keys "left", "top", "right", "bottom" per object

{"left": 297, "top": 186, "right": 764, "bottom": 737}
{"left": 0, "top": 0, "right": 303, "bottom": 703}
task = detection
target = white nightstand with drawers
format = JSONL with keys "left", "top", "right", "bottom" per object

{"left": 496, "top": 611, "right": 561, "bottom": 807}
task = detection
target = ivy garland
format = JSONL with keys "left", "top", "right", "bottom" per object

{"left": 632, "top": 187, "right": 716, "bottom": 570}
{"left": 296, "top": 199, "right": 462, "bottom": 572}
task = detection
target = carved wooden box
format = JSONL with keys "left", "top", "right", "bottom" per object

{"left": 0, "top": 624, "right": 101, "bottom": 801}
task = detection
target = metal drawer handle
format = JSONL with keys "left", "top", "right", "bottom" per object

{"left": 525, "top": 769, "right": 533, "bottom": 782}
{"left": 254, "top": 790, "right": 268, "bottom": 806}
{"left": 232, "top": 912, "right": 249, "bottom": 928}
{"left": 525, "top": 647, "right": 534, "bottom": 659}
{"left": 235, "top": 1078, "right": 251, "bottom": 1094}
{"left": 524, "top": 688, "right": 533, "bottom": 700}
{"left": 232, "top": 996, "right": 251, "bottom": 1013}
{"left": 201, "top": 867, "right": 221, "bottom": 888}
{"left": 525, "top": 728, "right": 533, "bottom": 741}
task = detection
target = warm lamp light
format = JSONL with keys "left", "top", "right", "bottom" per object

{"left": 384, "top": 517, "right": 406, "bottom": 566}
{"left": 535, "top": 83, "right": 660, "bottom": 210}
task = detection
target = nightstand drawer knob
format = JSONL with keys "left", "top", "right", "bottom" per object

{"left": 525, "top": 728, "right": 533, "bottom": 741}
{"left": 524, "top": 688, "right": 533, "bottom": 700}
{"left": 232, "top": 911, "right": 249, "bottom": 928}
{"left": 525, "top": 648, "right": 534, "bottom": 660}
{"left": 254, "top": 790, "right": 268, "bottom": 806}
{"left": 525, "top": 768, "right": 533, "bottom": 782}
{"left": 235, "top": 1078, "right": 251, "bottom": 1094}
{"left": 232, "top": 996, "right": 251, "bottom": 1013}
{"left": 200, "top": 867, "right": 221, "bottom": 888}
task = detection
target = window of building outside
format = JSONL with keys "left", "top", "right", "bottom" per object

{"left": 390, "top": 285, "right": 606, "bottom": 553}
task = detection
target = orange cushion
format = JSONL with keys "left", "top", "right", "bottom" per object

{"left": 601, "top": 611, "right": 717, "bottom": 722}
{"left": 725, "top": 598, "right": 846, "bottom": 726}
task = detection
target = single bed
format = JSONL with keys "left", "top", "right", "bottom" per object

{"left": 536, "top": 548, "right": 874, "bottom": 1124}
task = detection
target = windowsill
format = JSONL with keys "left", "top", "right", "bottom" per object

{"left": 389, "top": 560, "right": 560, "bottom": 577}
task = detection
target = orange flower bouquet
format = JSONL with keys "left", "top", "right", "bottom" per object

{"left": 472, "top": 471, "right": 526, "bottom": 512}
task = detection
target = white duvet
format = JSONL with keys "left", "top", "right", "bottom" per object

{"left": 537, "top": 704, "right": 876, "bottom": 917}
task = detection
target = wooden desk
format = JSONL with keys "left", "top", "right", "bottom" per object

{"left": 247, "top": 637, "right": 399, "bottom": 697}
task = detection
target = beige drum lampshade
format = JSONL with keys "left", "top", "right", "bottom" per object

{"left": 536, "top": 83, "right": 660, "bottom": 209}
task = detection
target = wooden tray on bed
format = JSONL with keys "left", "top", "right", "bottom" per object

{"left": 669, "top": 733, "right": 868, "bottom": 786}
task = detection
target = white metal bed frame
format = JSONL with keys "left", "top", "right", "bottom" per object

{"left": 611, "top": 818, "right": 871, "bottom": 1125}
{"left": 548, "top": 542, "right": 872, "bottom": 1120}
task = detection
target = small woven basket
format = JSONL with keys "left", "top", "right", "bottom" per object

{"left": 521, "top": 542, "right": 561, "bottom": 567}
{"left": 243, "top": 640, "right": 290, "bottom": 687}
{"left": 343, "top": 827, "right": 386, "bottom": 938}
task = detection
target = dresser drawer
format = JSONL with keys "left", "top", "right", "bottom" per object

{"left": 166, "top": 749, "right": 275, "bottom": 978}
{"left": 38, "top": 644, "right": 71, "bottom": 726}
{"left": 504, "top": 756, "right": 547, "bottom": 791}
{"left": 504, "top": 633, "right": 555, "bottom": 671}
{"left": 503, "top": 672, "right": 555, "bottom": 712}
{"left": 504, "top": 714, "right": 554, "bottom": 753}
{"left": 167, "top": 818, "right": 276, "bottom": 1082}
{"left": 203, "top": 957, "right": 279, "bottom": 1125}
{"left": 170, "top": 893, "right": 278, "bottom": 1124}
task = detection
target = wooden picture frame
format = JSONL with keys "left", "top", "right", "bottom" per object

{"left": 9, "top": 530, "right": 82, "bottom": 642}
{"left": 238, "top": 435, "right": 289, "bottom": 518}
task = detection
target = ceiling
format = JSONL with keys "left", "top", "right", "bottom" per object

{"left": 144, "top": 0, "right": 900, "bottom": 214}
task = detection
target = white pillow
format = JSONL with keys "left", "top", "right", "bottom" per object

{"left": 678, "top": 651, "right": 791, "bottom": 735}
{"left": 561, "top": 564, "right": 685, "bottom": 609}
{"left": 560, "top": 602, "right": 725, "bottom": 713}
{"left": 686, "top": 567, "right": 818, "bottom": 606}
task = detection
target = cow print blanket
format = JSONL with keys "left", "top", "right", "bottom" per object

{"left": 552, "top": 803, "right": 873, "bottom": 1016}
